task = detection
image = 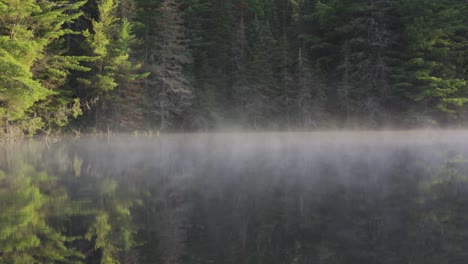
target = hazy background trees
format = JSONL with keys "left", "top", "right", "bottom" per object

{"left": 1, "top": 0, "right": 468, "bottom": 136}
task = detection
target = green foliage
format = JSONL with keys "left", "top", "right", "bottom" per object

{"left": 82, "top": 0, "right": 120, "bottom": 93}
{"left": 79, "top": 0, "right": 147, "bottom": 131}
{"left": 412, "top": 156, "right": 468, "bottom": 263}
{"left": 0, "top": 166, "right": 83, "bottom": 263}
{"left": 395, "top": 0, "right": 468, "bottom": 118}
{"left": 6, "top": 135, "right": 468, "bottom": 263}
{"left": 2, "top": 0, "right": 468, "bottom": 131}
{"left": 0, "top": 0, "right": 86, "bottom": 136}
{"left": 85, "top": 178, "right": 139, "bottom": 264}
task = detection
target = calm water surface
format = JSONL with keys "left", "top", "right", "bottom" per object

{"left": 1, "top": 131, "right": 468, "bottom": 264}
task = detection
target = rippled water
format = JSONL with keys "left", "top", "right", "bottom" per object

{"left": 1, "top": 131, "right": 468, "bottom": 263}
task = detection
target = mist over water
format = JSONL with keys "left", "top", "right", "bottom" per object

{"left": 2, "top": 131, "right": 468, "bottom": 263}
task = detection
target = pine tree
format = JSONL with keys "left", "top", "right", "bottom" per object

{"left": 302, "top": 0, "right": 398, "bottom": 126}
{"left": 394, "top": 0, "right": 468, "bottom": 123}
{"left": 0, "top": 0, "right": 85, "bottom": 136}
{"left": 79, "top": 0, "right": 146, "bottom": 131}
{"left": 109, "top": 18, "right": 148, "bottom": 131}
{"left": 82, "top": 0, "right": 119, "bottom": 94}
{"left": 145, "top": 0, "right": 193, "bottom": 130}
{"left": 233, "top": 18, "right": 278, "bottom": 128}
{"left": 295, "top": 49, "right": 327, "bottom": 128}
{"left": 184, "top": 0, "right": 233, "bottom": 128}
{"left": 337, "top": 44, "right": 356, "bottom": 127}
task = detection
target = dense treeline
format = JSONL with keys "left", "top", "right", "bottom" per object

{"left": 1, "top": 0, "right": 468, "bottom": 136}
{"left": 2, "top": 135, "right": 468, "bottom": 263}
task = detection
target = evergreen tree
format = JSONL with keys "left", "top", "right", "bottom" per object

{"left": 0, "top": 0, "right": 85, "bottom": 136}
{"left": 184, "top": 0, "right": 232, "bottom": 128}
{"left": 395, "top": 0, "right": 468, "bottom": 123}
{"left": 309, "top": 0, "right": 396, "bottom": 126}
{"left": 233, "top": 18, "right": 278, "bottom": 128}
{"left": 145, "top": 0, "right": 193, "bottom": 130}
{"left": 295, "top": 49, "right": 327, "bottom": 128}
{"left": 80, "top": 0, "right": 145, "bottom": 131}
{"left": 108, "top": 18, "right": 148, "bottom": 131}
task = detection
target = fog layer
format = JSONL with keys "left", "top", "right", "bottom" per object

{"left": 1, "top": 131, "right": 467, "bottom": 263}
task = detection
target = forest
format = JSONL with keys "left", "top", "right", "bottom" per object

{"left": 1, "top": 0, "right": 468, "bottom": 138}
{"left": 1, "top": 132, "right": 468, "bottom": 264}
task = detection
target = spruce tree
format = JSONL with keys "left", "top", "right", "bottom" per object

{"left": 108, "top": 18, "right": 147, "bottom": 131}
{"left": 395, "top": 0, "right": 468, "bottom": 123}
{"left": 145, "top": 0, "right": 193, "bottom": 130}
{"left": 233, "top": 18, "right": 278, "bottom": 128}
{"left": 0, "top": 0, "right": 85, "bottom": 136}
{"left": 295, "top": 49, "right": 327, "bottom": 128}
{"left": 308, "top": 0, "right": 396, "bottom": 126}
{"left": 184, "top": 0, "right": 231, "bottom": 128}
{"left": 80, "top": 0, "right": 146, "bottom": 131}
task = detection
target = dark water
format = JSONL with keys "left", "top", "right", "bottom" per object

{"left": 1, "top": 131, "right": 468, "bottom": 264}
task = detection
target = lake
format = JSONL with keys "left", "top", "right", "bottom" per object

{"left": 1, "top": 131, "right": 468, "bottom": 263}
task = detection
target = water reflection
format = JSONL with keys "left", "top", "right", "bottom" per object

{"left": 1, "top": 132, "right": 468, "bottom": 264}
